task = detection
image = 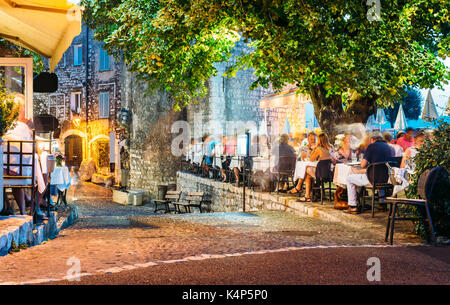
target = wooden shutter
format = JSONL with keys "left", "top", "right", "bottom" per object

{"left": 74, "top": 45, "right": 82, "bottom": 66}
{"left": 70, "top": 93, "right": 76, "bottom": 111}
{"left": 99, "top": 92, "right": 109, "bottom": 118}
{"left": 100, "top": 48, "right": 110, "bottom": 71}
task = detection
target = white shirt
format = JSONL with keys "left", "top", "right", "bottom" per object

{"left": 389, "top": 143, "right": 404, "bottom": 157}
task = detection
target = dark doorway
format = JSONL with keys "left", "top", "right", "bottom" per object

{"left": 65, "top": 135, "right": 83, "bottom": 169}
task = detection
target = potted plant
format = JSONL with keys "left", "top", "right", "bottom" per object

{"left": 0, "top": 87, "right": 19, "bottom": 213}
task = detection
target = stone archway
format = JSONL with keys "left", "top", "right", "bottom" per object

{"left": 89, "top": 135, "right": 110, "bottom": 171}
{"left": 60, "top": 129, "right": 86, "bottom": 154}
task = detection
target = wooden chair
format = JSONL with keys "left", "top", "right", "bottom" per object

{"left": 384, "top": 167, "right": 443, "bottom": 245}
{"left": 2, "top": 132, "right": 38, "bottom": 217}
{"left": 176, "top": 192, "right": 210, "bottom": 213}
{"left": 274, "top": 156, "right": 297, "bottom": 193}
{"left": 153, "top": 190, "right": 181, "bottom": 213}
{"left": 390, "top": 156, "right": 403, "bottom": 168}
{"left": 362, "top": 162, "right": 393, "bottom": 217}
{"left": 312, "top": 159, "right": 335, "bottom": 204}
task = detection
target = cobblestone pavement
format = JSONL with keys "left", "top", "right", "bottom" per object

{"left": 0, "top": 182, "right": 425, "bottom": 284}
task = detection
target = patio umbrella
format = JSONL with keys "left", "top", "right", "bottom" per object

{"left": 366, "top": 114, "right": 376, "bottom": 126}
{"left": 394, "top": 104, "right": 408, "bottom": 130}
{"left": 282, "top": 117, "right": 291, "bottom": 135}
{"left": 421, "top": 90, "right": 439, "bottom": 121}
{"left": 0, "top": 0, "right": 82, "bottom": 71}
{"left": 375, "top": 108, "right": 387, "bottom": 125}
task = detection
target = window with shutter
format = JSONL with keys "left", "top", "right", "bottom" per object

{"left": 74, "top": 45, "right": 82, "bottom": 66}
{"left": 99, "top": 48, "right": 110, "bottom": 71}
{"left": 99, "top": 92, "right": 110, "bottom": 118}
{"left": 71, "top": 92, "right": 81, "bottom": 113}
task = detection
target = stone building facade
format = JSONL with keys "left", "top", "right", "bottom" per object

{"left": 32, "top": 30, "right": 308, "bottom": 198}
{"left": 34, "top": 25, "right": 124, "bottom": 179}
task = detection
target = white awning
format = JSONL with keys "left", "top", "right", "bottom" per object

{"left": 0, "top": 0, "right": 82, "bottom": 71}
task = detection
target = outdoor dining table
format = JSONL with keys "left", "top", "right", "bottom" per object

{"left": 293, "top": 160, "right": 319, "bottom": 181}
{"left": 333, "top": 162, "right": 362, "bottom": 187}
{"left": 50, "top": 166, "right": 71, "bottom": 206}
{"left": 192, "top": 154, "right": 203, "bottom": 164}
{"left": 333, "top": 162, "right": 412, "bottom": 196}
{"left": 252, "top": 157, "right": 271, "bottom": 171}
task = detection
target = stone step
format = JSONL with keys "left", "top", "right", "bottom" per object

{"left": 0, "top": 206, "right": 78, "bottom": 256}
{"left": 0, "top": 215, "right": 33, "bottom": 256}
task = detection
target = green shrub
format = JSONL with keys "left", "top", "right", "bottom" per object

{"left": 0, "top": 87, "right": 19, "bottom": 137}
{"left": 407, "top": 122, "right": 450, "bottom": 239}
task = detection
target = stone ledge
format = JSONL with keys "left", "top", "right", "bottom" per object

{"left": 0, "top": 205, "right": 79, "bottom": 256}
{"left": 0, "top": 215, "right": 33, "bottom": 256}
{"left": 177, "top": 172, "right": 388, "bottom": 230}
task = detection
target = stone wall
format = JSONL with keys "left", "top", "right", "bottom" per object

{"left": 177, "top": 171, "right": 280, "bottom": 213}
{"left": 121, "top": 70, "right": 185, "bottom": 195}
{"left": 186, "top": 39, "right": 266, "bottom": 140}
{"left": 176, "top": 172, "right": 379, "bottom": 230}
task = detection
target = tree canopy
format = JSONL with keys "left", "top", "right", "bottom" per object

{"left": 82, "top": 0, "right": 449, "bottom": 135}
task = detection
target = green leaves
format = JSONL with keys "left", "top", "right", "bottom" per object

{"left": 82, "top": 0, "right": 449, "bottom": 112}
{"left": 0, "top": 87, "right": 19, "bottom": 137}
{"left": 407, "top": 122, "right": 450, "bottom": 238}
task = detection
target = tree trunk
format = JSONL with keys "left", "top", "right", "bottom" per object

{"left": 309, "top": 85, "right": 378, "bottom": 141}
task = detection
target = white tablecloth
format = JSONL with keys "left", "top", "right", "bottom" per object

{"left": 391, "top": 167, "right": 410, "bottom": 195}
{"left": 210, "top": 156, "right": 241, "bottom": 169}
{"left": 333, "top": 164, "right": 409, "bottom": 195}
{"left": 333, "top": 163, "right": 360, "bottom": 186}
{"left": 230, "top": 157, "right": 241, "bottom": 169}
{"left": 252, "top": 157, "right": 270, "bottom": 171}
{"left": 192, "top": 154, "right": 203, "bottom": 164}
{"left": 293, "top": 161, "right": 318, "bottom": 181}
{"left": 51, "top": 166, "right": 71, "bottom": 191}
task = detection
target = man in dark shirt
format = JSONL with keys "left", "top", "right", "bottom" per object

{"left": 345, "top": 132, "right": 392, "bottom": 214}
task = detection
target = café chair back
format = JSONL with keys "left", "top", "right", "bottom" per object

{"left": 364, "top": 162, "right": 392, "bottom": 217}
{"left": 313, "top": 159, "right": 334, "bottom": 204}
{"left": 275, "top": 156, "right": 297, "bottom": 193}
{"left": 384, "top": 167, "right": 444, "bottom": 245}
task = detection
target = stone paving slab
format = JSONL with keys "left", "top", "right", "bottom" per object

{"left": 0, "top": 208, "right": 423, "bottom": 284}
{"left": 0, "top": 182, "right": 427, "bottom": 284}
